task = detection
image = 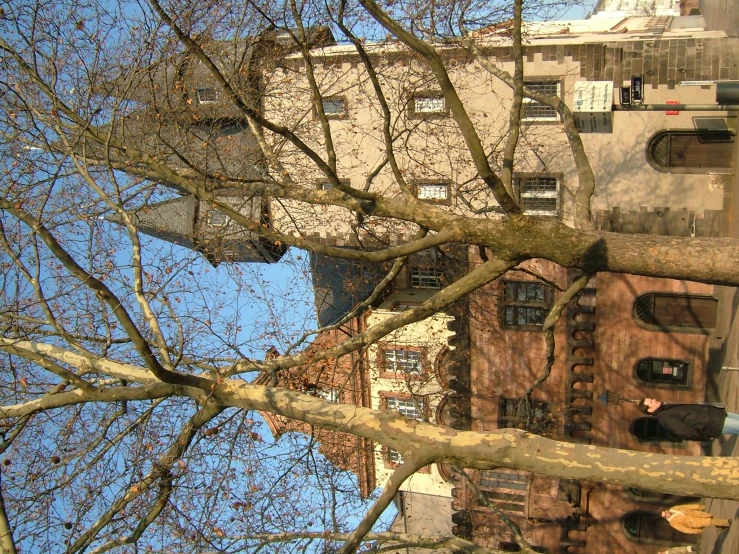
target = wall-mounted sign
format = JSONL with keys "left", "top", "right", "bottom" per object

{"left": 666, "top": 99, "right": 679, "bottom": 115}
{"left": 620, "top": 87, "right": 631, "bottom": 105}
{"left": 631, "top": 75, "right": 644, "bottom": 103}
{"left": 573, "top": 81, "right": 614, "bottom": 133}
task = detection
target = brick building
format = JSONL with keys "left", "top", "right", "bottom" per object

{"left": 103, "top": 10, "right": 738, "bottom": 553}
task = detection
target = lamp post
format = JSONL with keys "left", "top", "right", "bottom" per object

{"left": 598, "top": 390, "right": 639, "bottom": 407}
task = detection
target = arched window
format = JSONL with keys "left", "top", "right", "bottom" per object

{"left": 647, "top": 130, "right": 734, "bottom": 173}
{"left": 635, "top": 359, "right": 689, "bottom": 387}
{"left": 631, "top": 417, "right": 682, "bottom": 442}
{"left": 633, "top": 293, "right": 717, "bottom": 333}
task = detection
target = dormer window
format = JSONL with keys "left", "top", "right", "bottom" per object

{"left": 196, "top": 88, "right": 220, "bottom": 104}
{"left": 208, "top": 210, "right": 229, "bottom": 226}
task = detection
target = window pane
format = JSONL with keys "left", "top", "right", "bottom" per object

{"left": 635, "top": 359, "right": 688, "bottom": 385}
{"left": 208, "top": 211, "right": 229, "bottom": 226}
{"left": 517, "top": 176, "right": 559, "bottom": 216}
{"left": 410, "top": 267, "right": 442, "bottom": 288}
{"left": 386, "top": 397, "right": 424, "bottom": 420}
{"left": 522, "top": 81, "right": 558, "bottom": 121}
{"left": 318, "top": 388, "right": 340, "bottom": 403}
{"left": 417, "top": 184, "right": 448, "bottom": 200}
{"left": 415, "top": 96, "right": 445, "bottom": 113}
{"left": 383, "top": 349, "right": 422, "bottom": 374}
{"left": 196, "top": 88, "right": 220, "bottom": 103}
{"left": 322, "top": 98, "right": 345, "bottom": 115}
{"left": 388, "top": 449, "right": 404, "bottom": 463}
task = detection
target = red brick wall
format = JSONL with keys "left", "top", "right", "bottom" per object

{"left": 460, "top": 258, "right": 713, "bottom": 553}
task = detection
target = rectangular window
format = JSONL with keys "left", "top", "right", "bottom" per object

{"left": 386, "top": 396, "right": 424, "bottom": 420}
{"left": 501, "top": 281, "right": 552, "bottom": 330}
{"left": 416, "top": 183, "right": 450, "bottom": 201}
{"left": 321, "top": 97, "right": 346, "bottom": 118}
{"left": 480, "top": 470, "right": 528, "bottom": 513}
{"left": 196, "top": 87, "right": 220, "bottom": 104}
{"left": 515, "top": 175, "right": 560, "bottom": 217}
{"left": 499, "top": 397, "right": 551, "bottom": 433}
{"left": 522, "top": 80, "right": 560, "bottom": 121}
{"left": 391, "top": 301, "right": 422, "bottom": 312}
{"left": 318, "top": 388, "right": 340, "bottom": 403}
{"left": 388, "top": 449, "right": 404, "bottom": 464}
{"left": 382, "top": 349, "right": 422, "bottom": 374}
{"left": 413, "top": 95, "right": 446, "bottom": 115}
{"left": 480, "top": 470, "right": 528, "bottom": 490}
{"left": 208, "top": 210, "right": 229, "bottom": 226}
{"left": 410, "top": 267, "right": 442, "bottom": 289}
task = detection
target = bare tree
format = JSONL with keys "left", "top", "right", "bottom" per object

{"left": 0, "top": 0, "right": 737, "bottom": 553}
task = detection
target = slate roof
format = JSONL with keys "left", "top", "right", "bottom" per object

{"left": 310, "top": 252, "right": 388, "bottom": 327}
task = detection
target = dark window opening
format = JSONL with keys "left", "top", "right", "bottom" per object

{"left": 500, "top": 397, "right": 552, "bottom": 434}
{"left": 196, "top": 87, "right": 220, "bottom": 104}
{"left": 635, "top": 359, "right": 689, "bottom": 386}
{"left": 501, "top": 281, "right": 552, "bottom": 330}
{"left": 410, "top": 267, "right": 442, "bottom": 289}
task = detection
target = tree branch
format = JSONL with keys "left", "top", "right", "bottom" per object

{"left": 336, "top": 459, "right": 423, "bottom": 554}
{"left": 356, "top": 0, "right": 521, "bottom": 216}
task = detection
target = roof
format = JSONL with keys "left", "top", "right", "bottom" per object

{"left": 309, "top": 252, "right": 387, "bottom": 326}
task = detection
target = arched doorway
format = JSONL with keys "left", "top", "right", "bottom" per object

{"left": 647, "top": 130, "right": 735, "bottom": 172}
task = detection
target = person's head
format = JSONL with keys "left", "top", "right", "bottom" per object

{"left": 639, "top": 398, "right": 662, "bottom": 414}
{"left": 661, "top": 510, "right": 671, "bottom": 519}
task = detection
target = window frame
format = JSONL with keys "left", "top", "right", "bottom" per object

{"left": 499, "top": 396, "right": 552, "bottom": 434}
{"left": 380, "top": 393, "right": 426, "bottom": 421}
{"left": 514, "top": 173, "right": 562, "bottom": 217}
{"left": 196, "top": 87, "right": 221, "bottom": 105}
{"left": 478, "top": 469, "right": 529, "bottom": 514}
{"left": 409, "top": 92, "right": 449, "bottom": 118}
{"left": 409, "top": 266, "right": 443, "bottom": 289}
{"left": 522, "top": 80, "right": 562, "bottom": 123}
{"left": 318, "top": 96, "right": 348, "bottom": 120}
{"left": 413, "top": 181, "right": 452, "bottom": 205}
{"left": 377, "top": 345, "right": 427, "bottom": 378}
{"left": 317, "top": 387, "right": 340, "bottom": 403}
{"left": 500, "top": 280, "right": 553, "bottom": 331}
{"left": 634, "top": 358, "right": 692, "bottom": 388}
{"left": 207, "top": 210, "right": 230, "bottom": 227}
{"left": 379, "top": 393, "right": 429, "bottom": 470}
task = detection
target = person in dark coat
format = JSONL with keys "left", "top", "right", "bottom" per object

{"left": 638, "top": 398, "right": 739, "bottom": 440}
